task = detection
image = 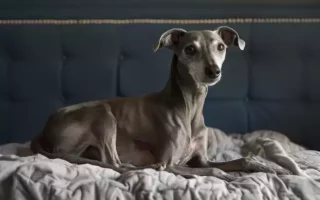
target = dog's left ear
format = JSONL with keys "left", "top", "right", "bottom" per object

{"left": 216, "top": 26, "right": 245, "bottom": 50}
{"left": 153, "top": 28, "right": 187, "bottom": 52}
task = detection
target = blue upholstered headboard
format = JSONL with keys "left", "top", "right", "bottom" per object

{"left": 1, "top": 5, "right": 320, "bottom": 150}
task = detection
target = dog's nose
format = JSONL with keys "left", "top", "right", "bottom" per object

{"left": 205, "top": 67, "right": 221, "bottom": 78}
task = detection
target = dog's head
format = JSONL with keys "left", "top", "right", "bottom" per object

{"left": 153, "top": 26, "right": 245, "bottom": 86}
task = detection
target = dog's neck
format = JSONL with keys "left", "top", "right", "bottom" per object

{"left": 161, "top": 55, "right": 208, "bottom": 117}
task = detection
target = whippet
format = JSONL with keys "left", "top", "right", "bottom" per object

{"left": 31, "top": 26, "right": 289, "bottom": 180}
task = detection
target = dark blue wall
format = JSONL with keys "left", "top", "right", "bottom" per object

{"left": 1, "top": 0, "right": 320, "bottom": 19}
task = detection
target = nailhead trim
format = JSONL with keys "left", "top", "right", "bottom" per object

{"left": 0, "top": 18, "right": 320, "bottom": 24}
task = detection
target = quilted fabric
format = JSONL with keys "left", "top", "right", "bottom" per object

{"left": 0, "top": 23, "right": 320, "bottom": 150}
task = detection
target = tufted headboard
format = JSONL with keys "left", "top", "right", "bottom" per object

{"left": 1, "top": 14, "right": 320, "bottom": 150}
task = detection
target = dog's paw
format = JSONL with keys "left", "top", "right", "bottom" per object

{"left": 241, "top": 158, "right": 292, "bottom": 175}
{"left": 153, "top": 162, "right": 167, "bottom": 171}
{"left": 273, "top": 168, "right": 292, "bottom": 175}
{"left": 241, "top": 158, "right": 276, "bottom": 174}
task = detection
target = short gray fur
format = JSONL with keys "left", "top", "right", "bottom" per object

{"left": 30, "top": 26, "right": 290, "bottom": 181}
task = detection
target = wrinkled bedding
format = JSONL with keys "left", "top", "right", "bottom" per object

{"left": 0, "top": 129, "right": 320, "bottom": 200}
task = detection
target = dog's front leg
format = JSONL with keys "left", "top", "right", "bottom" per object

{"left": 188, "top": 133, "right": 291, "bottom": 175}
{"left": 166, "top": 166, "right": 237, "bottom": 181}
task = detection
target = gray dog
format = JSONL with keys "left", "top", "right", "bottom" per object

{"left": 31, "top": 26, "right": 287, "bottom": 179}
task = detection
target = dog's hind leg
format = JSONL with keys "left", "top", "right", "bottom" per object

{"left": 91, "top": 105, "right": 122, "bottom": 167}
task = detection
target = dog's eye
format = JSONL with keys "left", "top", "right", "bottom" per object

{"left": 184, "top": 45, "right": 196, "bottom": 56}
{"left": 217, "top": 43, "right": 225, "bottom": 51}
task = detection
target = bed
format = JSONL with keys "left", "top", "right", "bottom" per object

{"left": 1, "top": 4, "right": 320, "bottom": 199}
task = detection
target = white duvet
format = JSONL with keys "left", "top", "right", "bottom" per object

{"left": 0, "top": 129, "right": 320, "bottom": 200}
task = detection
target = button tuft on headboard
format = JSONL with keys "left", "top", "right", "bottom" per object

{"left": 62, "top": 55, "right": 68, "bottom": 61}
{"left": 62, "top": 50, "right": 70, "bottom": 60}
{"left": 118, "top": 54, "right": 125, "bottom": 61}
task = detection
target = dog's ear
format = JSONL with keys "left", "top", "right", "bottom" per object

{"left": 216, "top": 26, "right": 245, "bottom": 50}
{"left": 153, "top": 28, "right": 187, "bottom": 52}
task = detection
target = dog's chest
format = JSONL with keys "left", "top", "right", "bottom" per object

{"left": 175, "top": 140, "right": 196, "bottom": 165}
{"left": 174, "top": 131, "right": 208, "bottom": 165}
{"left": 173, "top": 123, "right": 206, "bottom": 165}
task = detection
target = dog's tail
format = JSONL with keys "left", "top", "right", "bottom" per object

{"left": 30, "top": 134, "right": 127, "bottom": 173}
